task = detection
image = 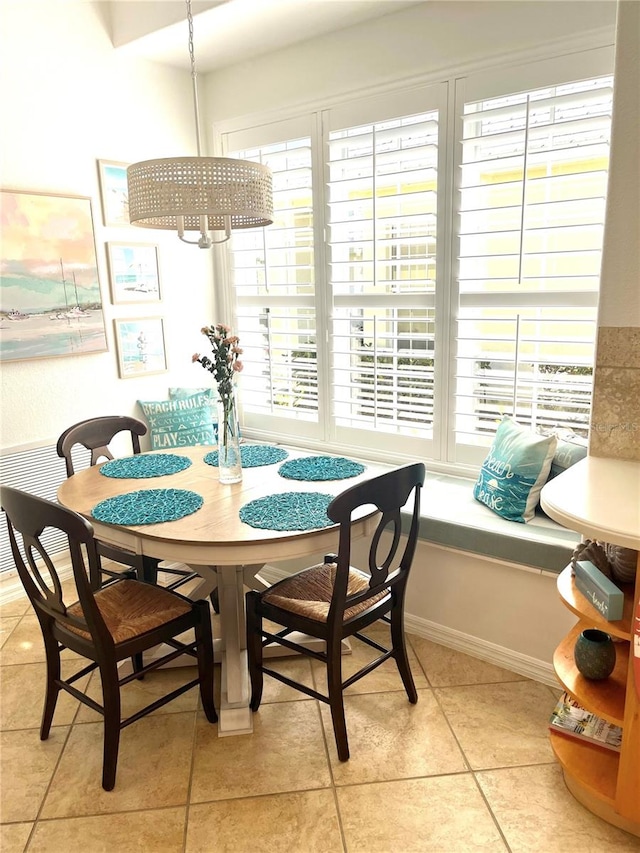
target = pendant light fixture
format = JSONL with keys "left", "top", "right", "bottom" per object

{"left": 127, "top": 0, "right": 273, "bottom": 248}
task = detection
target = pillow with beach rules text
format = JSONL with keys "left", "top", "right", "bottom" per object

{"left": 138, "top": 391, "right": 215, "bottom": 450}
{"left": 473, "top": 416, "right": 557, "bottom": 523}
{"left": 169, "top": 386, "right": 218, "bottom": 441}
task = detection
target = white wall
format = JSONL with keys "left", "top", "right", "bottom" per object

{"left": 0, "top": 0, "right": 217, "bottom": 452}
{"left": 597, "top": 0, "right": 640, "bottom": 327}
{"left": 403, "top": 542, "right": 576, "bottom": 673}
{"left": 203, "top": 0, "right": 616, "bottom": 122}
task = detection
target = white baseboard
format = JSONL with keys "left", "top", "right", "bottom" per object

{"left": 258, "top": 564, "right": 291, "bottom": 584}
{"left": 404, "top": 612, "right": 558, "bottom": 688}
{"left": 0, "top": 555, "right": 74, "bottom": 604}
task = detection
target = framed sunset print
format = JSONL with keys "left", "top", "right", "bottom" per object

{"left": 0, "top": 189, "right": 108, "bottom": 362}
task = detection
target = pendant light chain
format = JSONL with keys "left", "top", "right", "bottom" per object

{"left": 186, "top": 0, "right": 203, "bottom": 159}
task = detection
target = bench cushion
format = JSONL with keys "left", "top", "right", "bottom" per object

{"left": 405, "top": 472, "right": 577, "bottom": 573}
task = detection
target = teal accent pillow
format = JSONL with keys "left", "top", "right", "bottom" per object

{"left": 169, "top": 387, "right": 218, "bottom": 442}
{"left": 473, "top": 417, "right": 557, "bottom": 523}
{"left": 138, "top": 391, "right": 215, "bottom": 450}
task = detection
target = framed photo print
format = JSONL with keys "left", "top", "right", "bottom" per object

{"left": 107, "top": 242, "right": 161, "bottom": 304}
{"left": 97, "top": 160, "right": 130, "bottom": 227}
{"left": 0, "top": 189, "right": 108, "bottom": 363}
{"left": 114, "top": 316, "right": 167, "bottom": 378}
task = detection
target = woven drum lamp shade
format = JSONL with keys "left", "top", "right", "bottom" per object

{"left": 127, "top": 156, "right": 273, "bottom": 232}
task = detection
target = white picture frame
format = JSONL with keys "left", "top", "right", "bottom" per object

{"left": 114, "top": 316, "right": 168, "bottom": 378}
{"left": 97, "top": 159, "right": 130, "bottom": 227}
{"left": 107, "top": 242, "right": 161, "bottom": 304}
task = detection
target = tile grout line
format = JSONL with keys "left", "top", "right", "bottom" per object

{"left": 308, "top": 646, "right": 348, "bottom": 852}
{"left": 181, "top": 706, "right": 200, "bottom": 853}
{"left": 22, "top": 722, "right": 75, "bottom": 850}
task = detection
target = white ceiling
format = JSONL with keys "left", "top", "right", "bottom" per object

{"left": 110, "top": 0, "right": 422, "bottom": 72}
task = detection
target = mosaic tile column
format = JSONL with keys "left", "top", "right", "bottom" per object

{"left": 590, "top": 327, "right": 640, "bottom": 461}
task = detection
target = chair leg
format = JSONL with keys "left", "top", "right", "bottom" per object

{"left": 210, "top": 586, "right": 220, "bottom": 614}
{"left": 390, "top": 601, "right": 417, "bottom": 704}
{"left": 40, "top": 634, "right": 61, "bottom": 740}
{"left": 327, "top": 636, "right": 349, "bottom": 761}
{"left": 194, "top": 601, "right": 217, "bottom": 724}
{"left": 100, "top": 661, "right": 122, "bottom": 791}
{"left": 122, "top": 565, "right": 146, "bottom": 674}
{"left": 132, "top": 652, "right": 145, "bottom": 679}
{"left": 140, "top": 556, "right": 160, "bottom": 584}
{"left": 246, "top": 591, "right": 264, "bottom": 712}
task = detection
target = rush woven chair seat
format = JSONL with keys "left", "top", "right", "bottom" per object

{"left": 56, "top": 416, "right": 199, "bottom": 593}
{"left": 0, "top": 485, "right": 217, "bottom": 791}
{"left": 246, "top": 462, "right": 425, "bottom": 761}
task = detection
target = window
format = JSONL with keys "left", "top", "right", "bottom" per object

{"left": 454, "top": 74, "right": 613, "bottom": 464}
{"left": 327, "top": 104, "right": 440, "bottom": 457}
{"left": 227, "top": 128, "right": 319, "bottom": 442}
{"left": 222, "top": 50, "right": 613, "bottom": 470}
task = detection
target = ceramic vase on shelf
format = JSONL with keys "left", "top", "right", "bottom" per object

{"left": 217, "top": 387, "right": 242, "bottom": 484}
{"left": 573, "top": 628, "right": 616, "bottom": 680}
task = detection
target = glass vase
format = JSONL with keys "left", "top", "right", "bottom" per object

{"left": 217, "top": 388, "right": 242, "bottom": 484}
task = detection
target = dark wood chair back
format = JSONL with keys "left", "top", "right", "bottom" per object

{"left": 55, "top": 415, "right": 196, "bottom": 590}
{"left": 0, "top": 485, "right": 216, "bottom": 790}
{"left": 56, "top": 415, "right": 147, "bottom": 477}
{"left": 325, "top": 461, "right": 424, "bottom": 628}
{"left": 2, "top": 482, "right": 103, "bottom": 626}
{"left": 246, "top": 462, "right": 425, "bottom": 762}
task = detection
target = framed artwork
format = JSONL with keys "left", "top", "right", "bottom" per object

{"left": 114, "top": 316, "right": 167, "bottom": 378}
{"left": 97, "top": 160, "right": 130, "bottom": 227}
{"left": 0, "top": 189, "right": 108, "bottom": 363}
{"left": 107, "top": 242, "right": 161, "bottom": 304}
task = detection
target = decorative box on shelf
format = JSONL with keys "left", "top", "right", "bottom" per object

{"left": 573, "top": 559, "right": 624, "bottom": 622}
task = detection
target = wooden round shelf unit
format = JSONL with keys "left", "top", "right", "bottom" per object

{"left": 541, "top": 457, "right": 640, "bottom": 838}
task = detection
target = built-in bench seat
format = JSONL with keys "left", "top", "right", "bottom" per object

{"left": 403, "top": 472, "right": 578, "bottom": 574}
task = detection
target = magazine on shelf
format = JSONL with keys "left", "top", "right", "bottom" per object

{"left": 549, "top": 692, "right": 623, "bottom": 752}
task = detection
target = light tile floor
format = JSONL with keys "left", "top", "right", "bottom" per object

{"left": 1, "top": 589, "right": 639, "bottom": 853}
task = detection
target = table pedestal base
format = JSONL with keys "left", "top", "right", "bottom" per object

{"left": 218, "top": 648, "right": 253, "bottom": 736}
{"left": 120, "top": 564, "right": 351, "bottom": 736}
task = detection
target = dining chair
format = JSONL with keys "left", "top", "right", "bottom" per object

{"left": 246, "top": 462, "right": 425, "bottom": 761}
{"left": 56, "top": 416, "right": 198, "bottom": 592}
{"left": 0, "top": 485, "right": 217, "bottom": 791}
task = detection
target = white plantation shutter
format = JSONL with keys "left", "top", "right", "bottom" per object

{"left": 227, "top": 126, "right": 321, "bottom": 441}
{"left": 224, "top": 84, "right": 445, "bottom": 455}
{"left": 219, "top": 50, "right": 613, "bottom": 469}
{"left": 325, "top": 84, "right": 445, "bottom": 457}
{"left": 454, "top": 75, "right": 613, "bottom": 463}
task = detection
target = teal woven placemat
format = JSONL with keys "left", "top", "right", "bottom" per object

{"left": 100, "top": 454, "right": 192, "bottom": 479}
{"left": 239, "top": 491, "right": 334, "bottom": 531}
{"left": 92, "top": 488, "right": 203, "bottom": 525}
{"left": 278, "top": 456, "right": 365, "bottom": 481}
{"left": 204, "top": 445, "right": 289, "bottom": 469}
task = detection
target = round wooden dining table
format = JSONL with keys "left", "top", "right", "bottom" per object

{"left": 57, "top": 445, "right": 382, "bottom": 735}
